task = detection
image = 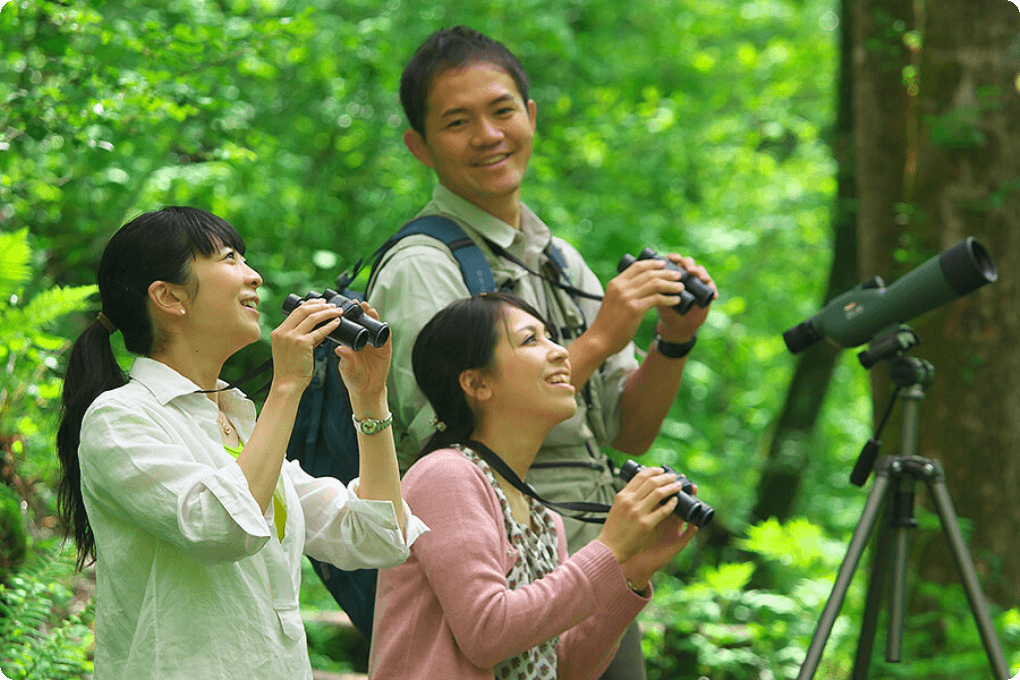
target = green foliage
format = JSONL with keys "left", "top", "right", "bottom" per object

{"left": 643, "top": 518, "right": 866, "bottom": 679}
{"left": 644, "top": 516, "right": 1020, "bottom": 679}
{"left": 0, "top": 229, "right": 96, "bottom": 494}
{"left": 0, "top": 541, "right": 94, "bottom": 680}
{"left": 0, "top": 483, "right": 28, "bottom": 582}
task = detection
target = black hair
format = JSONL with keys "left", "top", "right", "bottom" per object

{"left": 412, "top": 292, "right": 548, "bottom": 457}
{"left": 56, "top": 206, "right": 245, "bottom": 570}
{"left": 400, "top": 25, "right": 531, "bottom": 138}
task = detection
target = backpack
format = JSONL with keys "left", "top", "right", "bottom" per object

{"left": 287, "top": 215, "right": 570, "bottom": 640}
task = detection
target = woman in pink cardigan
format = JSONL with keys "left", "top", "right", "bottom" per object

{"left": 369, "top": 293, "right": 699, "bottom": 680}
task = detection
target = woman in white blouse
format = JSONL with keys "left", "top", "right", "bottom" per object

{"left": 55, "top": 206, "right": 427, "bottom": 680}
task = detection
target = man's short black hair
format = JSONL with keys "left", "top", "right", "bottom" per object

{"left": 400, "top": 26, "right": 530, "bottom": 138}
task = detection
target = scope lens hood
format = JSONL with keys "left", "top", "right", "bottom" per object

{"left": 940, "top": 237, "right": 997, "bottom": 297}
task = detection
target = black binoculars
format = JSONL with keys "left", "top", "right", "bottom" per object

{"left": 281, "top": 289, "right": 389, "bottom": 351}
{"left": 619, "top": 459, "right": 714, "bottom": 528}
{"left": 617, "top": 247, "right": 715, "bottom": 315}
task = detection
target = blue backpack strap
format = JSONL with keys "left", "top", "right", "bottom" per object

{"left": 369, "top": 215, "right": 497, "bottom": 295}
{"left": 544, "top": 242, "right": 569, "bottom": 281}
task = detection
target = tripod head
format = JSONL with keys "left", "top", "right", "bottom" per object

{"left": 849, "top": 325, "right": 934, "bottom": 487}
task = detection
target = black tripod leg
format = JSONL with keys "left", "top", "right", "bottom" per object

{"left": 850, "top": 507, "right": 894, "bottom": 679}
{"left": 886, "top": 473, "right": 918, "bottom": 662}
{"left": 798, "top": 473, "right": 891, "bottom": 680}
{"left": 925, "top": 476, "right": 1011, "bottom": 680}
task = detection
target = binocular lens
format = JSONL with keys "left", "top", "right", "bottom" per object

{"left": 282, "top": 290, "right": 388, "bottom": 350}
{"left": 617, "top": 247, "right": 714, "bottom": 314}
{"left": 618, "top": 459, "right": 714, "bottom": 528}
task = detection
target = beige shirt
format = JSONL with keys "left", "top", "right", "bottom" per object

{"left": 367, "top": 184, "right": 638, "bottom": 549}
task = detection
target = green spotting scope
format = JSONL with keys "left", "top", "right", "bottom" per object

{"left": 783, "top": 237, "right": 997, "bottom": 354}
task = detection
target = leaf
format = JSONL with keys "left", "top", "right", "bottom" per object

{"left": 0, "top": 230, "right": 32, "bottom": 301}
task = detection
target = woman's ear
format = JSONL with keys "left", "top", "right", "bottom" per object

{"left": 148, "top": 280, "right": 187, "bottom": 319}
{"left": 459, "top": 368, "right": 492, "bottom": 405}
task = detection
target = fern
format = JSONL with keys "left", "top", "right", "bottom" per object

{"left": 0, "top": 542, "right": 94, "bottom": 680}
{"left": 0, "top": 230, "right": 33, "bottom": 303}
{"left": 0, "top": 284, "right": 99, "bottom": 351}
{"left": 0, "top": 231, "right": 97, "bottom": 679}
{"left": 0, "top": 229, "right": 97, "bottom": 438}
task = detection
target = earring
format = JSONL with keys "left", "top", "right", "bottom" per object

{"left": 180, "top": 309, "right": 186, "bottom": 316}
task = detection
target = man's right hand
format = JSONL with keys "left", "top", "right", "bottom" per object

{"left": 564, "top": 258, "right": 685, "bottom": 387}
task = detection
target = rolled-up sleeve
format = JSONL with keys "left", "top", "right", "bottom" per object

{"left": 288, "top": 461, "right": 428, "bottom": 569}
{"left": 556, "top": 239, "right": 640, "bottom": 446}
{"left": 80, "top": 400, "right": 272, "bottom": 565}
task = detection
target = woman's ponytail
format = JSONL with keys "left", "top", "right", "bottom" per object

{"left": 56, "top": 319, "right": 126, "bottom": 570}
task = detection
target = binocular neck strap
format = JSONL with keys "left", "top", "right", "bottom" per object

{"left": 194, "top": 357, "right": 274, "bottom": 398}
{"left": 482, "top": 239, "right": 603, "bottom": 303}
{"left": 465, "top": 440, "right": 610, "bottom": 524}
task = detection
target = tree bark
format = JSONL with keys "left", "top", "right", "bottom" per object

{"left": 904, "top": 0, "right": 1020, "bottom": 608}
{"left": 856, "top": 0, "right": 1020, "bottom": 609}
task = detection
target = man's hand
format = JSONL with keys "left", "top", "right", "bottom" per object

{"left": 655, "top": 253, "right": 716, "bottom": 342}
{"left": 585, "top": 258, "right": 687, "bottom": 359}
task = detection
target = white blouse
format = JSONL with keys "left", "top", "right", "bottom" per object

{"left": 78, "top": 357, "right": 428, "bottom": 680}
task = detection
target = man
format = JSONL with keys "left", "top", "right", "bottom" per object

{"left": 367, "top": 26, "right": 715, "bottom": 679}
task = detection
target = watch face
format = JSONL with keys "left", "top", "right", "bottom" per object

{"left": 354, "top": 413, "right": 392, "bottom": 435}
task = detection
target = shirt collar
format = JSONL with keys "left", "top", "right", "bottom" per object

{"left": 430, "top": 184, "right": 552, "bottom": 252}
{"left": 128, "top": 357, "right": 237, "bottom": 409}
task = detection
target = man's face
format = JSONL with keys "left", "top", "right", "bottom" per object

{"left": 406, "top": 61, "right": 536, "bottom": 224}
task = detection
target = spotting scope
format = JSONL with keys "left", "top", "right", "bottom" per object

{"left": 783, "top": 237, "right": 997, "bottom": 354}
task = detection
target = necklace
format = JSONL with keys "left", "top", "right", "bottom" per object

{"left": 217, "top": 410, "right": 235, "bottom": 438}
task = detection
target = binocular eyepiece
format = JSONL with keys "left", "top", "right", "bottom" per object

{"left": 617, "top": 247, "right": 715, "bottom": 315}
{"left": 619, "top": 459, "right": 714, "bottom": 528}
{"left": 281, "top": 289, "right": 390, "bottom": 351}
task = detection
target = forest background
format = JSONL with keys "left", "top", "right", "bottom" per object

{"left": 1, "top": 0, "right": 1019, "bottom": 678}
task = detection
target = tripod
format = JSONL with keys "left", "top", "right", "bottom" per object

{"left": 797, "top": 330, "right": 1010, "bottom": 680}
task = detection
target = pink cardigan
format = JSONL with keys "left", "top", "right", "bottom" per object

{"left": 368, "top": 448, "right": 650, "bottom": 680}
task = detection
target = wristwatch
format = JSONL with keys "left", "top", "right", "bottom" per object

{"left": 351, "top": 411, "right": 393, "bottom": 435}
{"left": 655, "top": 331, "right": 697, "bottom": 359}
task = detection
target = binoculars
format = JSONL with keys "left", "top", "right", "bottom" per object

{"left": 281, "top": 289, "right": 389, "bottom": 351}
{"left": 617, "top": 247, "right": 715, "bottom": 315}
{"left": 619, "top": 459, "right": 714, "bottom": 528}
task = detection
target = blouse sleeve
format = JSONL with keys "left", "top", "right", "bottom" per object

{"left": 285, "top": 460, "right": 429, "bottom": 570}
{"left": 404, "top": 453, "right": 645, "bottom": 670}
{"left": 79, "top": 399, "right": 272, "bottom": 565}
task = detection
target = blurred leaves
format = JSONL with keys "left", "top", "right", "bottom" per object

{"left": 0, "top": 0, "right": 909, "bottom": 675}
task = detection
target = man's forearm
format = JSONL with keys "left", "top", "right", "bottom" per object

{"left": 612, "top": 342, "right": 687, "bottom": 455}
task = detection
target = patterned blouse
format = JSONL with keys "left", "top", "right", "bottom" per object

{"left": 457, "top": 445, "right": 562, "bottom": 680}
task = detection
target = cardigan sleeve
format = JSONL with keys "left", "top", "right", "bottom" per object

{"left": 404, "top": 450, "right": 646, "bottom": 671}
{"left": 554, "top": 508, "right": 652, "bottom": 680}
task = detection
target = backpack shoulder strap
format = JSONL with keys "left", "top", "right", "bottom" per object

{"left": 544, "top": 241, "right": 570, "bottom": 282}
{"left": 367, "top": 215, "right": 497, "bottom": 295}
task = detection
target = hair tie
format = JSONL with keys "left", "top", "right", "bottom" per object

{"left": 431, "top": 415, "right": 447, "bottom": 432}
{"left": 96, "top": 312, "right": 116, "bottom": 334}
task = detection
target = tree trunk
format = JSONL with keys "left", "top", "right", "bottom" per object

{"left": 904, "top": 0, "right": 1020, "bottom": 609}
{"left": 856, "top": 0, "right": 1020, "bottom": 609}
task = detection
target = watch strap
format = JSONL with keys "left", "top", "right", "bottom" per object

{"left": 655, "top": 331, "right": 697, "bottom": 359}
{"left": 351, "top": 411, "right": 393, "bottom": 435}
